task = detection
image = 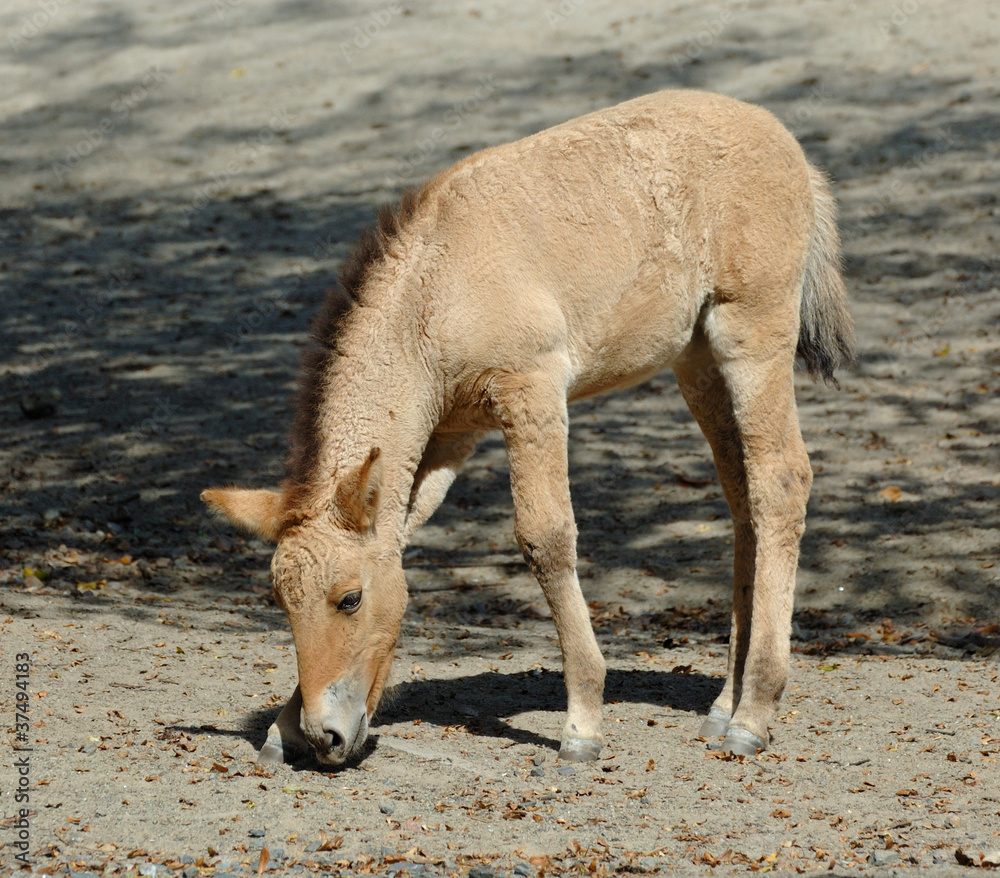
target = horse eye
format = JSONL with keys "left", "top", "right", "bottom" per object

{"left": 337, "top": 590, "right": 362, "bottom": 613}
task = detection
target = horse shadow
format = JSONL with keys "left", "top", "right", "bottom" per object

{"left": 194, "top": 665, "right": 723, "bottom": 771}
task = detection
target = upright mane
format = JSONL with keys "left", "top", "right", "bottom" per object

{"left": 283, "top": 186, "right": 428, "bottom": 511}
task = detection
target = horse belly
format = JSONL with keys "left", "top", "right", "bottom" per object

{"left": 566, "top": 284, "right": 704, "bottom": 401}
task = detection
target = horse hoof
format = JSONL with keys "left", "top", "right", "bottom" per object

{"left": 558, "top": 737, "right": 602, "bottom": 762}
{"left": 258, "top": 736, "right": 304, "bottom": 764}
{"left": 699, "top": 708, "right": 731, "bottom": 738}
{"left": 719, "top": 727, "right": 766, "bottom": 757}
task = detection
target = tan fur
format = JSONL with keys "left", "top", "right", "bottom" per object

{"left": 201, "top": 487, "right": 283, "bottom": 542}
{"left": 333, "top": 447, "right": 383, "bottom": 532}
{"left": 203, "top": 90, "right": 853, "bottom": 765}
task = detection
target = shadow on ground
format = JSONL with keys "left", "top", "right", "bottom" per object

{"left": 2, "top": 5, "right": 998, "bottom": 645}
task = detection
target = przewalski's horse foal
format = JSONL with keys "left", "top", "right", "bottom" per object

{"left": 202, "top": 90, "right": 853, "bottom": 766}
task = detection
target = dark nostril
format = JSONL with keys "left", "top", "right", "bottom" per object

{"left": 323, "top": 727, "right": 344, "bottom": 753}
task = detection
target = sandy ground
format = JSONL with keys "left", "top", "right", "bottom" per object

{"left": 2, "top": 0, "right": 999, "bottom": 874}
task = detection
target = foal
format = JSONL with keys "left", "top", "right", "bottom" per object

{"left": 203, "top": 89, "right": 853, "bottom": 766}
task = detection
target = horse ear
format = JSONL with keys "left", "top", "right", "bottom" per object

{"left": 334, "top": 447, "right": 382, "bottom": 533}
{"left": 201, "top": 487, "right": 284, "bottom": 542}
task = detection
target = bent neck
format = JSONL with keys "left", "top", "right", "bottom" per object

{"left": 291, "top": 302, "right": 437, "bottom": 550}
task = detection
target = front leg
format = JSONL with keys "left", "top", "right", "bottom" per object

{"left": 403, "top": 431, "right": 484, "bottom": 544}
{"left": 490, "top": 370, "right": 606, "bottom": 761}
{"left": 258, "top": 684, "right": 309, "bottom": 763}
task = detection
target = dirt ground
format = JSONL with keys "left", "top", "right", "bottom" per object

{"left": 2, "top": 0, "right": 999, "bottom": 875}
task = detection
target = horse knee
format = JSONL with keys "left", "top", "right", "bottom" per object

{"left": 515, "top": 518, "right": 577, "bottom": 581}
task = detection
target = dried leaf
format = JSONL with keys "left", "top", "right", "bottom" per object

{"left": 256, "top": 847, "right": 269, "bottom": 874}
{"left": 317, "top": 829, "right": 343, "bottom": 852}
{"left": 879, "top": 486, "right": 902, "bottom": 502}
{"left": 955, "top": 849, "right": 978, "bottom": 867}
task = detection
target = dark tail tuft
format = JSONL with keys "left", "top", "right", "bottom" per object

{"left": 798, "top": 165, "right": 855, "bottom": 386}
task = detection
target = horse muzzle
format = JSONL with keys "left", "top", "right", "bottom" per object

{"left": 301, "top": 684, "right": 370, "bottom": 765}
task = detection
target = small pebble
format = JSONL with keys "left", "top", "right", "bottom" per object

{"left": 182, "top": 868, "right": 199, "bottom": 878}
{"left": 555, "top": 765, "right": 576, "bottom": 776}
{"left": 868, "top": 850, "right": 900, "bottom": 866}
{"left": 379, "top": 802, "right": 395, "bottom": 815}
{"left": 80, "top": 741, "right": 98, "bottom": 755}
{"left": 469, "top": 867, "right": 495, "bottom": 878}
{"left": 514, "top": 865, "right": 532, "bottom": 877}
{"left": 529, "top": 768, "right": 544, "bottom": 777}
{"left": 248, "top": 828, "right": 266, "bottom": 838}
{"left": 20, "top": 389, "right": 60, "bottom": 419}
{"left": 179, "top": 856, "right": 194, "bottom": 865}
{"left": 640, "top": 857, "right": 659, "bottom": 870}
{"left": 138, "top": 866, "right": 162, "bottom": 878}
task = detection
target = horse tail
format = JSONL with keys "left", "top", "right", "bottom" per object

{"left": 797, "top": 164, "right": 855, "bottom": 386}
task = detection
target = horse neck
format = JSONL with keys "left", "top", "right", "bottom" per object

{"left": 309, "top": 304, "right": 436, "bottom": 546}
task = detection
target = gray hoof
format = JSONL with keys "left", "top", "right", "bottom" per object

{"left": 258, "top": 736, "right": 305, "bottom": 764}
{"left": 719, "top": 727, "right": 766, "bottom": 757}
{"left": 699, "top": 708, "right": 731, "bottom": 738}
{"left": 558, "top": 737, "right": 601, "bottom": 762}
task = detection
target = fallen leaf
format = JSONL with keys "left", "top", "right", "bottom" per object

{"left": 879, "top": 486, "right": 902, "bottom": 502}
{"left": 256, "top": 847, "right": 269, "bottom": 874}
{"left": 955, "top": 849, "right": 978, "bottom": 867}
{"left": 317, "top": 830, "right": 343, "bottom": 852}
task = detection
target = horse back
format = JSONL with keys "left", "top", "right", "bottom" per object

{"left": 406, "top": 91, "right": 815, "bottom": 402}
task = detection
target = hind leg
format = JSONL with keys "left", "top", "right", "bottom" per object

{"left": 674, "top": 335, "right": 753, "bottom": 739}
{"left": 677, "top": 299, "right": 812, "bottom": 754}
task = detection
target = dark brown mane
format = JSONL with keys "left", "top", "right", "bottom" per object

{"left": 283, "top": 186, "right": 428, "bottom": 514}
